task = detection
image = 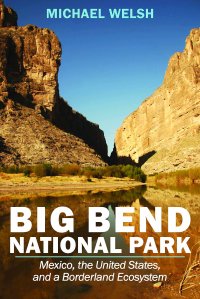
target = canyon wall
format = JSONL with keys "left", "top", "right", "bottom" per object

{"left": 0, "top": 1, "right": 107, "bottom": 166}
{"left": 114, "top": 28, "right": 200, "bottom": 174}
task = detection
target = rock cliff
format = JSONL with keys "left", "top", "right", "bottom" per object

{"left": 0, "top": 0, "right": 17, "bottom": 27}
{"left": 53, "top": 97, "right": 108, "bottom": 160}
{"left": 114, "top": 28, "right": 200, "bottom": 174}
{"left": 0, "top": 1, "right": 107, "bottom": 166}
{"left": 0, "top": 24, "right": 61, "bottom": 115}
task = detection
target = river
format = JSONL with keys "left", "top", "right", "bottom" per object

{"left": 0, "top": 185, "right": 199, "bottom": 299}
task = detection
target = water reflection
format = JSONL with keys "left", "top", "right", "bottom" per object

{"left": 0, "top": 185, "right": 199, "bottom": 299}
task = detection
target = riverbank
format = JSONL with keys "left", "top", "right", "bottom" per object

{"left": 0, "top": 173, "right": 144, "bottom": 200}
{"left": 147, "top": 168, "right": 200, "bottom": 188}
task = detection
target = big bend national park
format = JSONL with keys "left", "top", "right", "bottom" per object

{"left": 0, "top": 1, "right": 200, "bottom": 299}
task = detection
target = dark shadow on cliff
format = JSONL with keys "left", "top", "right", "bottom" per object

{"left": 6, "top": 37, "right": 24, "bottom": 84}
{"left": 0, "top": 136, "right": 21, "bottom": 165}
{"left": 52, "top": 97, "right": 108, "bottom": 162}
{"left": 110, "top": 144, "right": 156, "bottom": 167}
{"left": 7, "top": 89, "right": 35, "bottom": 108}
{"left": 139, "top": 196, "right": 155, "bottom": 211}
{"left": 0, "top": 137, "right": 11, "bottom": 154}
{"left": 5, "top": 37, "right": 35, "bottom": 108}
{"left": 137, "top": 150, "right": 156, "bottom": 167}
{"left": 110, "top": 144, "right": 137, "bottom": 166}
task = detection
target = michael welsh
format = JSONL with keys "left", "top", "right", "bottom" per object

{"left": 46, "top": 8, "right": 154, "bottom": 20}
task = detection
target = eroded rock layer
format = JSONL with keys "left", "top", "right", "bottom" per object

{"left": 0, "top": 106, "right": 106, "bottom": 167}
{"left": 114, "top": 28, "right": 200, "bottom": 174}
{"left": 0, "top": 25, "right": 61, "bottom": 114}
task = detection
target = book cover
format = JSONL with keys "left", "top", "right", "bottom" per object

{"left": 0, "top": 1, "right": 199, "bottom": 298}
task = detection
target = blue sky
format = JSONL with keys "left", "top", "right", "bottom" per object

{"left": 6, "top": 0, "right": 200, "bottom": 154}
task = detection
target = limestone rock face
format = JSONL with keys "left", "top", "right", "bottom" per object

{"left": 0, "top": 2, "right": 107, "bottom": 166}
{"left": 0, "top": 0, "right": 17, "bottom": 27}
{"left": 114, "top": 28, "right": 200, "bottom": 174}
{"left": 0, "top": 25, "right": 61, "bottom": 115}
{"left": 0, "top": 106, "right": 106, "bottom": 167}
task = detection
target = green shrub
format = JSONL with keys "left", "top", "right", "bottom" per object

{"left": 81, "top": 164, "right": 146, "bottom": 182}
{"left": 0, "top": 162, "right": 147, "bottom": 182}
{"left": 23, "top": 168, "right": 31, "bottom": 177}
{"left": 33, "top": 164, "right": 56, "bottom": 177}
{"left": 2, "top": 165, "right": 20, "bottom": 174}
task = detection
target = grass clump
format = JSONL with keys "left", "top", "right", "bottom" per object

{"left": 0, "top": 165, "right": 20, "bottom": 174}
{"left": 155, "top": 167, "right": 200, "bottom": 185}
{"left": 33, "top": 164, "right": 51, "bottom": 177}
{"left": 59, "top": 164, "right": 81, "bottom": 176}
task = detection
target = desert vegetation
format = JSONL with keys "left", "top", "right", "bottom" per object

{"left": 0, "top": 164, "right": 146, "bottom": 182}
{"left": 154, "top": 168, "right": 200, "bottom": 186}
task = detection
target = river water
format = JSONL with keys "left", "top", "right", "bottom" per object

{"left": 0, "top": 185, "right": 199, "bottom": 299}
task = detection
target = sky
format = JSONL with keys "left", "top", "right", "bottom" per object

{"left": 6, "top": 0, "right": 200, "bottom": 154}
